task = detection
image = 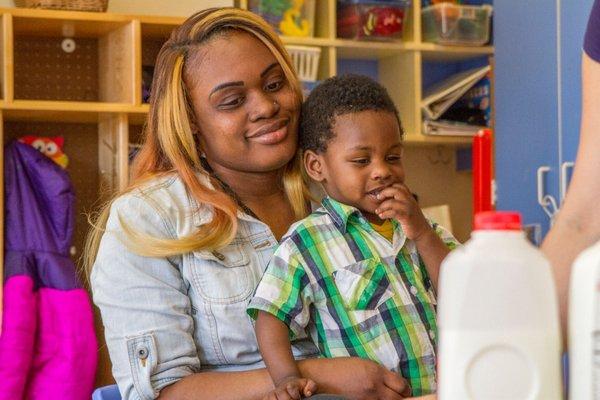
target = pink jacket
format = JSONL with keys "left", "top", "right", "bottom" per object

{"left": 0, "top": 142, "right": 98, "bottom": 399}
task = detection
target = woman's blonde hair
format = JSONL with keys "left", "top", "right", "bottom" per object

{"left": 83, "top": 7, "right": 309, "bottom": 275}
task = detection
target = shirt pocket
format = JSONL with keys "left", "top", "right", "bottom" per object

{"left": 333, "top": 258, "right": 394, "bottom": 311}
{"left": 191, "top": 243, "right": 253, "bottom": 304}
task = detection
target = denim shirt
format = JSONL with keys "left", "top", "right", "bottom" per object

{"left": 91, "top": 174, "right": 318, "bottom": 400}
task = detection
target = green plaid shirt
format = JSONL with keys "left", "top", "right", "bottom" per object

{"left": 248, "top": 197, "right": 459, "bottom": 396}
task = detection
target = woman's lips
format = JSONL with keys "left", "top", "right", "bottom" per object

{"left": 248, "top": 125, "right": 288, "bottom": 145}
{"left": 246, "top": 119, "right": 289, "bottom": 145}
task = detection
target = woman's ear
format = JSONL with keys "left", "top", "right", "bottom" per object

{"left": 189, "top": 116, "right": 200, "bottom": 136}
{"left": 303, "top": 150, "right": 326, "bottom": 182}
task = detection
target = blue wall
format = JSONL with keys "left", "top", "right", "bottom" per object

{"left": 494, "top": 0, "right": 592, "bottom": 235}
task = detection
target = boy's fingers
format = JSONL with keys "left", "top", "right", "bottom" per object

{"left": 382, "top": 369, "right": 411, "bottom": 397}
{"left": 380, "top": 386, "right": 404, "bottom": 400}
{"left": 377, "top": 210, "right": 400, "bottom": 220}
{"left": 303, "top": 379, "right": 317, "bottom": 396}
{"left": 377, "top": 199, "right": 407, "bottom": 212}
{"left": 285, "top": 383, "right": 301, "bottom": 399}
{"left": 378, "top": 183, "right": 411, "bottom": 200}
{"left": 376, "top": 202, "right": 408, "bottom": 220}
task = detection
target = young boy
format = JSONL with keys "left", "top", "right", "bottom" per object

{"left": 247, "top": 75, "right": 458, "bottom": 399}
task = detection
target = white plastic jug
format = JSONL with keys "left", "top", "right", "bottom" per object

{"left": 437, "top": 211, "right": 562, "bottom": 399}
{"left": 569, "top": 239, "right": 600, "bottom": 399}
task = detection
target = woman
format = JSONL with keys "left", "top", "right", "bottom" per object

{"left": 86, "top": 8, "right": 412, "bottom": 400}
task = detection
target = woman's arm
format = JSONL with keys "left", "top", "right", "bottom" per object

{"left": 159, "top": 357, "right": 413, "bottom": 400}
{"left": 542, "top": 53, "right": 600, "bottom": 336}
{"left": 92, "top": 194, "right": 202, "bottom": 400}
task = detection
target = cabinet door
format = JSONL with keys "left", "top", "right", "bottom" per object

{"left": 495, "top": 0, "right": 560, "bottom": 235}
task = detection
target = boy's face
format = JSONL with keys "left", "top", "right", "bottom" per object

{"left": 304, "top": 110, "right": 404, "bottom": 224}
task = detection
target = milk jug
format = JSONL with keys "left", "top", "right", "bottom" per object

{"left": 437, "top": 211, "right": 562, "bottom": 399}
{"left": 569, "top": 239, "right": 600, "bottom": 399}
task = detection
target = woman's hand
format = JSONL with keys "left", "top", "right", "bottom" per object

{"left": 375, "top": 183, "right": 431, "bottom": 241}
{"left": 299, "top": 357, "right": 411, "bottom": 400}
{"left": 263, "top": 376, "right": 316, "bottom": 400}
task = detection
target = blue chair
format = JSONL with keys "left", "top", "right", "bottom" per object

{"left": 92, "top": 384, "right": 121, "bottom": 400}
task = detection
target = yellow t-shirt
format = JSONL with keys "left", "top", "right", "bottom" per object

{"left": 370, "top": 219, "right": 394, "bottom": 242}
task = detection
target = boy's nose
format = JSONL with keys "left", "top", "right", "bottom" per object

{"left": 372, "top": 163, "right": 392, "bottom": 181}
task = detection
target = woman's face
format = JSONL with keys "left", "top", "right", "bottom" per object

{"left": 187, "top": 31, "right": 299, "bottom": 175}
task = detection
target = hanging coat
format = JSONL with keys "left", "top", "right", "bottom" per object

{"left": 0, "top": 140, "right": 97, "bottom": 400}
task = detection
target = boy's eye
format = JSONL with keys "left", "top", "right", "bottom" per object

{"left": 386, "top": 155, "right": 402, "bottom": 162}
{"left": 351, "top": 158, "right": 370, "bottom": 165}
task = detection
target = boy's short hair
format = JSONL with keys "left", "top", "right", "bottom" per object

{"left": 299, "top": 74, "right": 403, "bottom": 153}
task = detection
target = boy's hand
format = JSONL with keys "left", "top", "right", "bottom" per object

{"left": 263, "top": 376, "right": 317, "bottom": 400}
{"left": 375, "top": 183, "right": 432, "bottom": 241}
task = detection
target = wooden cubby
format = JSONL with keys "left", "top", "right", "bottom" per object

{"left": 0, "top": 2, "right": 493, "bottom": 388}
{"left": 238, "top": 0, "right": 494, "bottom": 145}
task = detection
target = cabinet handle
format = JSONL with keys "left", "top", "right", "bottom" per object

{"left": 537, "top": 166, "right": 559, "bottom": 223}
{"left": 537, "top": 166, "right": 551, "bottom": 207}
{"left": 560, "top": 161, "right": 575, "bottom": 203}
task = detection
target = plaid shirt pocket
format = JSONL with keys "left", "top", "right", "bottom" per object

{"left": 333, "top": 258, "right": 393, "bottom": 311}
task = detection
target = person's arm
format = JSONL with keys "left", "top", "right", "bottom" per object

{"left": 542, "top": 52, "right": 600, "bottom": 336}
{"left": 158, "top": 356, "right": 413, "bottom": 400}
{"left": 255, "top": 310, "right": 304, "bottom": 386}
{"left": 376, "top": 183, "right": 455, "bottom": 290}
{"left": 91, "top": 194, "right": 202, "bottom": 400}
{"left": 411, "top": 229, "right": 450, "bottom": 291}
{"left": 255, "top": 311, "right": 316, "bottom": 399}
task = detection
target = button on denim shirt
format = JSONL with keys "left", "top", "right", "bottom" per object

{"left": 91, "top": 174, "right": 318, "bottom": 400}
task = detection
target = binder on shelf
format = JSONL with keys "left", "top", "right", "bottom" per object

{"left": 421, "top": 65, "right": 491, "bottom": 121}
{"left": 423, "top": 119, "right": 487, "bottom": 137}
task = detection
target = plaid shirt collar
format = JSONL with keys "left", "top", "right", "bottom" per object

{"left": 321, "top": 196, "right": 399, "bottom": 234}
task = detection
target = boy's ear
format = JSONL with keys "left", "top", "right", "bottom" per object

{"left": 303, "top": 150, "right": 325, "bottom": 182}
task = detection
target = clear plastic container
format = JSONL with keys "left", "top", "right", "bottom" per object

{"left": 437, "top": 211, "right": 562, "bottom": 399}
{"left": 337, "top": 0, "right": 411, "bottom": 41}
{"left": 422, "top": 3, "right": 492, "bottom": 46}
{"left": 249, "top": 0, "right": 316, "bottom": 37}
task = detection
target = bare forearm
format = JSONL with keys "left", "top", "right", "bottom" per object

{"left": 158, "top": 368, "right": 273, "bottom": 400}
{"left": 542, "top": 53, "right": 600, "bottom": 339}
{"left": 256, "top": 311, "right": 302, "bottom": 385}
{"left": 160, "top": 356, "right": 412, "bottom": 400}
{"left": 414, "top": 228, "right": 450, "bottom": 290}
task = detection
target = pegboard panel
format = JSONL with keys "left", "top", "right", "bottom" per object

{"left": 14, "top": 36, "right": 99, "bottom": 101}
{"left": 3, "top": 121, "right": 100, "bottom": 267}
{"left": 141, "top": 39, "right": 164, "bottom": 103}
{"left": 142, "top": 38, "right": 164, "bottom": 66}
{"left": 129, "top": 123, "right": 144, "bottom": 143}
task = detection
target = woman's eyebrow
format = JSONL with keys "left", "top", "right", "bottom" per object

{"left": 209, "top": 63, "right": 280, "bottom": 97}
{"left": 210, "top": 81, "right": 244, "bottom": 97}
{"left": 261, "top": 62, "right": 280, "bottom": 78}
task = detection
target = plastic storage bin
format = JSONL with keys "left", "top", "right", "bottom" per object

{"left": 337, "top": 0, "right": 410, "bottom": 41}
{"left": 249, "top": 0, "right": 316, "bottom": 37}
{"left": 285, "top": 45, "right": 321, "bottom": 82}
{"left": 422, "top": 3, "right": 492, "bottom": 46}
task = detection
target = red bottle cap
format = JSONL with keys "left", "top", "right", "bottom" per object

{"left": 474, "top": 211, "right": 522, "bottom": 230}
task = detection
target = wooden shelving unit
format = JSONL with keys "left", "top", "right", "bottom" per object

{"left": 239, "top": 0, "right": 493, "bottom": 145}
{"left": 0, "top": 1, "right": 493, "bottom": 386}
